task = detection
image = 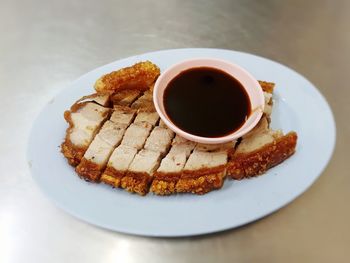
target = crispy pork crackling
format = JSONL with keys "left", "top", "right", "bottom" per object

{"left": 61, "top": 62, "right": 297, "bottom": 196}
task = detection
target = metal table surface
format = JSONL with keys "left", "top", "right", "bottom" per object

{"left": 1, "top": 0, "right": 349, "bottom": 262}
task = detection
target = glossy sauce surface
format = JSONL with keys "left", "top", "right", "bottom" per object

{"left": 164, "top": 67, "right": 251, "bottom": 137}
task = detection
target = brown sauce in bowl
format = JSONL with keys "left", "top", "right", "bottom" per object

{"left": 163, "top": 67, "right": 251, "bottom": 138}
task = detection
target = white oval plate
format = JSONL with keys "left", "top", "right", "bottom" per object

{"left": 27, "top": 48, "right": 336, "bottom": 237}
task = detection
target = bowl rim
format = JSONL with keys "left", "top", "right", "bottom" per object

{"left": 153, "top": 57, "right": 265, "bottom": 144}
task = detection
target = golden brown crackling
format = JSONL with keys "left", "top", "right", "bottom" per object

{"left": 75, "top": 158, "right": 103, "bottom": 182}
{"left": 227, "top": 132, "right": 297, "bottom": 179}
{"left": 151, "top": 180, "right": 177, "bottom": 195}
{"left": 226, "top": 158, "right": 245, "bottom": 179}
{"left": 100, "top": 166, "right": 125, "bottom": 187}
{"left": 176, "top": 165, "right": 226, "bottom": 195}
{"left": 94, "top": 61, "right": 160, "bottom": 94}
{"left": 121, "top": 172, "right": 152, "bottom": 196}
{"left": 61, "top": 140, "right": 86, "bottom": 166}
{"left": 258, "top": 80, "right": 275, "bottom": 94}
{"left": 176, "top": 172, "right": 225, "bottom": 195}
{"left": 180, "top": 165, "right": 226, "bottom": 179}
{"left": 150, "top": 172, "right": 182, "bottom": 195}
{"left": 100, "top": 174, "right": 118, "bottom": 187}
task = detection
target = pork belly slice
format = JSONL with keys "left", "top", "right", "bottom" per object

{"left": 121, "top": 121, "right": 153, "bottom": 150}
{"left": 110, "top": 106, "right": 136, "bottom": 125}
{"left": 227, "top": 116, "right": 297, "bottom": 179}
{"left": 263, "top": 92, "right": 273, "bottom": 117}
{"left": 75, "top": 93, "right": 111, "bottom": 107}
{"left": 176, "top": 145, "right": 229, "bottom": 195}
{"left": 75, "top": 121, "right": 128, "bottom": 182}
{"left": 144, "top": 126, "right": 174, "bottom": 155}
{"left": 110, "top": 89, "right": 141, "bottom": 106}
{"left": 259, "top": 81, "right": 275, "bottom": 94}
{"left": 131, "top": 90, "right": 155, "bottom": 111}
{"left": 137, "top": 90, "right": 153, "bottom": 100}
{"left": 61, "top": 102, "right": 110, "bottom": 166}
{"left": 94, "top": 61, "right": 160, "bottom": 94}
{"left": 151, "top": 136, "right": 196, "bottom": 195}
{"left": 158, "top": 119, "right": 167, "bottom": 128}
{"left": 100, "top": 145, "right": 138, "bottom": 187}
{"left": 258, "top": 81, "right": 275, "bottom": 121}
{"left": 133, "top": 111, "right": 159, "bottom": 126}
{"left": 121, "top": 149, "right": 161, "bottom": 195}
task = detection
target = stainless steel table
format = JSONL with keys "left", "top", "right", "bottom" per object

{"left": 1, "top": 0, "right": 349, "bottom": 262}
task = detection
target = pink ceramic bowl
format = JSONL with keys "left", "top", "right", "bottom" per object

{"left": 153, "top": 58, "right": 265, "bottom": 144}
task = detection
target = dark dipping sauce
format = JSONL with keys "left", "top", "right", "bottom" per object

{"left": 163, "top": 67, "right": 251, "bottom": 138}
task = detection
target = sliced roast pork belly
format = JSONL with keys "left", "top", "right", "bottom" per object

{"left": 100, "top": 145, "right": 138, "bottom": 187}
{"left": 133, "top": 110, "right": 159, "bottom": 126}
{"left": 158, "top": 119, "right": 168, "bottom": 128}
{"left": 258, "top": 81, "right": 275, "bottom": 122}
{"left": 119, "top": 109, "right": 158, "bottom": 150}
{"left": 74, "top": 106, "right": 136, "bottom": 182}
{"left": 110, "top": 90, "right": 141, "bottom": 106}
{"left": 226, "top": 82, "right": 297, "bottom": 179}
{"left": 62, "top": 73, "right": 298, "bottom": 196}
{"left": 120, "top": 122, "right": 153, "bottom": 150}
{"left": 75, "top": 120, "right": 127, "bottom": 181}
{"left": 144, "top": 126, "right": 174, "bottom": 155}
{"left": 110, "top": 106, "right": 136, "bottom": 125}
{"left": 121, "top": 149, "right": 162, "bottom": 195}
{"left": 151, "top": 135, "right": 196, "bottom": 195}
{"left": 131, "top": 90, "right": 155, "bottom": 111}
{"left": 176, "top": 142, "right": 233, "bottom": 194}
{"left": 74, "top": 93, "right": 111, "bottom": 107}
{"left": 120, "top": 125, "right": 174, "bottom": 195}
{"left": 61, "top": 102, "right": 110, "bottom": 166}
{"left": 227, "top": 116, "right": 297, "bottom": 179}
{"left": 100, "top": 110, "right": 159, "bottom": 188}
